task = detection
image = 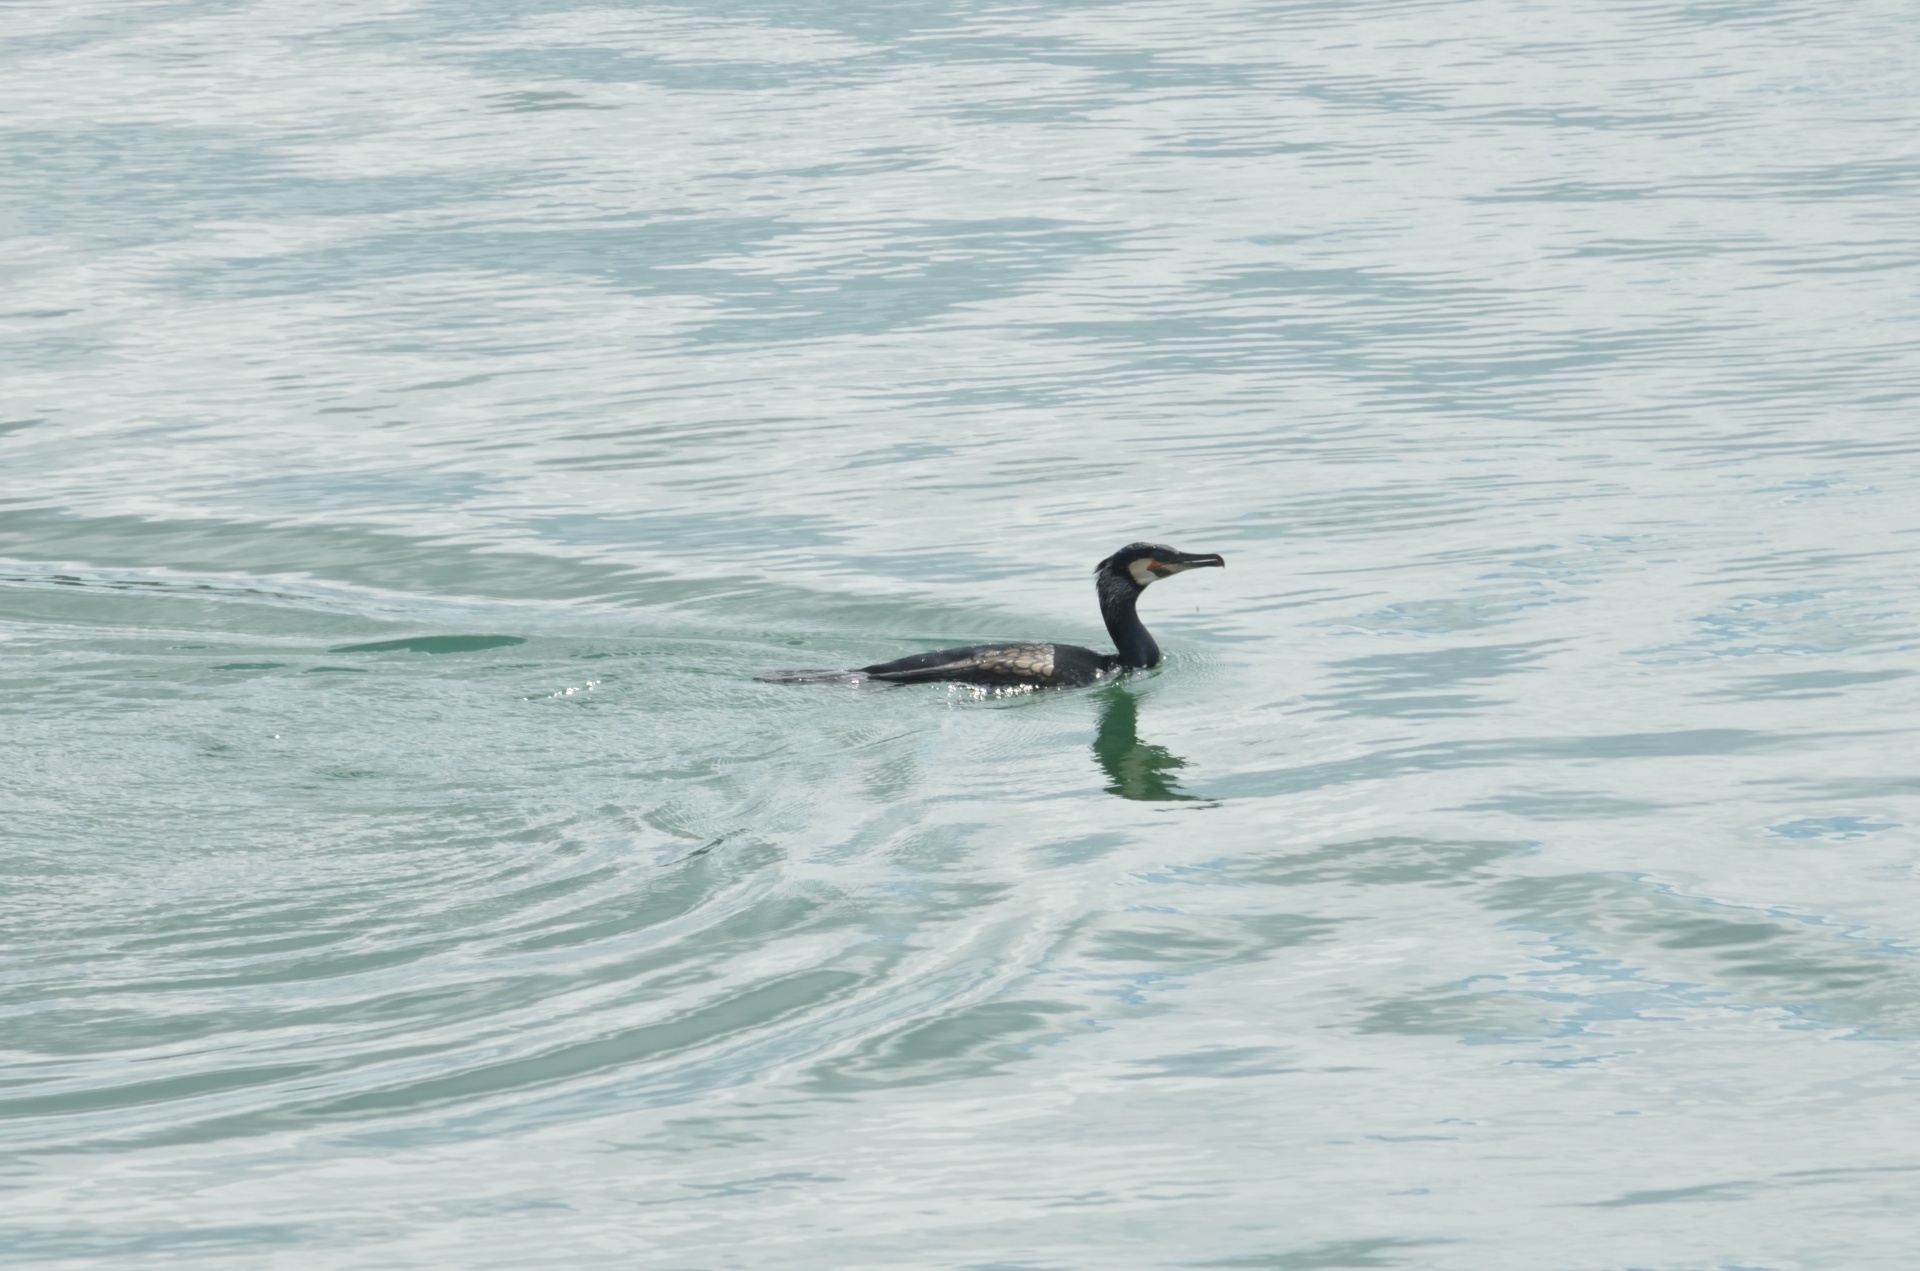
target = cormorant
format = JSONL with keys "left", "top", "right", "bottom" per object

{"left": 757, "top": 542, "right": 1225, "bottom": 689}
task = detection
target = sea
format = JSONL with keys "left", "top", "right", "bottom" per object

{"left": 5, "top": 1, "right": 1920, "bottom": 1267}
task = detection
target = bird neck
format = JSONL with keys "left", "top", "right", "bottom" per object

{"left": 1100, "top": 581, "right": 1161, "bottom": 669}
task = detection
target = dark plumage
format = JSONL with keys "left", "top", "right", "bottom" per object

{"left": 757, "top": 542, "right": 1225, "bottom": 689}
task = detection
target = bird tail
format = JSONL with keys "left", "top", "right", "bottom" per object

{"left": 753, "top": 667, "right": 885, "bottom": 687}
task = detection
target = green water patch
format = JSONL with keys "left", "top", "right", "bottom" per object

{"left": 1347, "top": 988, "right": 1569, "bottom": 1038}
{"left": 1234, "top": 836, "right": 1531, "bottom": 889}
{"left": 310, "top": 967, "right": 864, "bottom": 1115}
{"left": 1192, "top": 1236, "right": 1447, "bottom": 1268}
{"left": 1488, "top": 873, "right": 1920, "bottom": 1035}
{"left": 1071, "top": 911, "right": 1339, "bottom": 967}
{"left": 330, "top": 635, "right": 525, "bottom": 655}
{"left": 807, "top": 998, "right": 1080, "bottom": 1092}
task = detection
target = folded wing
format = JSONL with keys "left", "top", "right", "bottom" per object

{"left": 863, "top": 642, "right": 1061, "bottom": 686}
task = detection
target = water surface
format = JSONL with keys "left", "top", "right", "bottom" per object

{"left": 6, "top": 0, "right": 1920, "bottom": 1266}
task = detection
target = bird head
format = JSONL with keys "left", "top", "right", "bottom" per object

{"left": 1096, "top": 542, "right": 1227, "bottom": 595}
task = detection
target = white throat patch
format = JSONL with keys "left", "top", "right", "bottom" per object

{"left": 1127, "top": 558, "right": 1159, "bottom": 587}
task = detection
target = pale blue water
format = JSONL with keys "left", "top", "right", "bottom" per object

{"left": 5, "top": 1, "right": 1920, "bottom": 1267}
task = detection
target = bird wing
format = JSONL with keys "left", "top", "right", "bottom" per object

{"left": 861, "top": 643, "right": 1059, "bottom": 686}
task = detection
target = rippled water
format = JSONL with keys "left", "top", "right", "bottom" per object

{"left": 6, "top": 0, "right": 1920, "bottom": 1266}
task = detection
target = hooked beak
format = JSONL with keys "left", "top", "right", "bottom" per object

{"left": 1148, "top": 551, "right": 1226, "bottom": 577}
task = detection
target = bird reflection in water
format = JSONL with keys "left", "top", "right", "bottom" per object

{"left": 1092, "top": 684, "right": 1196, "bottom": 801}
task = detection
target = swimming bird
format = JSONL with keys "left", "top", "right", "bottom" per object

{"left": 757, "top": 542, "right": 1225, "bottom": 689}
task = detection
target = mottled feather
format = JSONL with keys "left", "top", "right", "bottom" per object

{"left": 861, "top": 642, "right": 1061, "bottom": 686}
